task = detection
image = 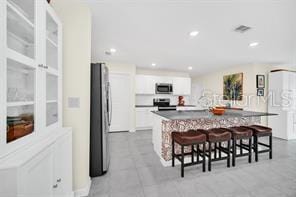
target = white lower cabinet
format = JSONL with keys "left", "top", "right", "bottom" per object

{"left": 19, "top": 146, "right": 54, "bottom": 197}
{"left": 0, "top": 129, "right": 73, "bottom": 197}
{"left": 52, "top": 133, "right": 72, "bottom": 196}
{"left": 136, "top": 107, "right": 157, "bottom": 130}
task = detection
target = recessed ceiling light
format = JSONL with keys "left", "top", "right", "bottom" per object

{"left": 188, "top": 66, "right": 193, "bottom": 70}
{"left": 249, "top": 42, "right": 259, "bottom": 47}
{"left": 151, "top": 63, "right": 156, "bottom": 67}
{"left": 189, "top": 31, "right": 199, "bottom": 37}
{"left": 110, "top": 48, "right": 117, "bottom": 53}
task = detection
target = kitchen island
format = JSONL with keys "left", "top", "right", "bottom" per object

{"left": 152, "top": 110, "right": 277, "bottom": 166}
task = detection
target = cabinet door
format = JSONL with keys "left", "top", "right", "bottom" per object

{"left": 2, "top": 0, "right": 38, "bottom": 146}
{"left": 173, "top": 77, "right": 191, "bottom": 95}
{"left": 53, "top": 133, "right": 72, "bottom": 196}
{"left": 135, "top": 75, "right": 155, "bottom": 95}
{"left": 155, "top": 76, "right": 173, "bottom": 84}
{"left": 19, "top": 146, "right": 54, "bottom": 197}
{"left": 43, "top": 4, "right": 62, "bottom": 130}
{"left": 136, "top": 108, "right": 148, "bottom": 128}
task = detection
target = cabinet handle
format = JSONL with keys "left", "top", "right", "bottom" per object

{"left": 38, "top": 64, "right": 44, "bottom": 68}
{"left": 53, "top": 184, "right": 58, "bottom": 189}
{"left": 57, "top": 178, "right": 62, "bottom": 183}
{"left": 44, "top": 65, "right": 49, "bottom": 69}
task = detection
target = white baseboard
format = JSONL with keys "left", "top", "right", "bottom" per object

{"left": 74, "top": 177, "right": 92, "bottom": 197}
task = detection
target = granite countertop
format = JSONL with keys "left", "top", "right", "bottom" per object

{"left": 152, "top": 109, "right": 278, "bottom": 120}
{"left": 135, "top": 105, "right": 196, "bottom": 108}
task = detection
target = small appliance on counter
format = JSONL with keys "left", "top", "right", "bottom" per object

{"left": 178, "top": 96, "right": 185, "bottom": 106}
{"left": 153, "top": 98, "right": 177, "bottom": 111}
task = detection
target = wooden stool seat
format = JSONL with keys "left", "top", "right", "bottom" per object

{"left": 172, "top": 130, "right": 206, "bottom": 145}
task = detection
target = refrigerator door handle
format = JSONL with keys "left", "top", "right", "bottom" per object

{"left": 108, "top": 82, "right": 113, "bottom": 126}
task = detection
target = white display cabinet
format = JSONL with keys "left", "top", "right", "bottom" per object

{"left": 0, "top": 0, "right": 63, "bottom": 157}
{"left": 0, "top": 1, "right": 72, "bottom": 196}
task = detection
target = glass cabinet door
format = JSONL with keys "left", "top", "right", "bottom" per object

{"left": 6, "top": 0, "right": 36, "bottom": 143}
{"left": 7, "top": 0, "right": 35, "bottom": 59}
{"left": 45, "top": 8, "right": 60, "bottom": 127}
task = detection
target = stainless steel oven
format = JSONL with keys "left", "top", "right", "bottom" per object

{"left": 155, "top": 83, "right": 173, "bottom": 94}
{"left": 153, "top": 98, "right": 177, "bottom": 111}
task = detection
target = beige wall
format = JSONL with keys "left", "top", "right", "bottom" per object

{"left": 192, "top": 64, "right": 273, "bottom": 125}
{"left": 52, "top": 0, "right": 92, "bottom": 192}
{"left": 106, "top": 63, "right": 136, "bottom": 132}
{"left": 136, "top": 68, "right": 190, "bottom": 77}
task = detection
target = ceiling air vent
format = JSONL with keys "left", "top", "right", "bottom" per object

{"left": 234, "top": 25, "right": 251, "bottom": 33}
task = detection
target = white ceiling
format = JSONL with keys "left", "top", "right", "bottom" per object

{"left": 86, "top": 0, "right": 296, "bottom": 75}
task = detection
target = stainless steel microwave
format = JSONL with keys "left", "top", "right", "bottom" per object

{"left": 155, "top": 83, "right": 173, "bottom": 94}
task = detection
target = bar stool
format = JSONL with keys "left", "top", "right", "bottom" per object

{"left": 224, "top": 127, "right": 253, "bottom": 166}
{"left": 242, "top": 125, "right": 272, "bottom": 162}
{"left": 202, "top": 128, "right": 231, "bottom": 171}
{"left": 171, "top": 130, "right": 207, "bottom": 177}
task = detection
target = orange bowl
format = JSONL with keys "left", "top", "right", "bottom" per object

{"left": 211, "top": 108, "right": 225, "bottom": 115}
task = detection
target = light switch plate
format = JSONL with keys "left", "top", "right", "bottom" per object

{"left": 68, "top": 97, "right": 80, "bottom": 108}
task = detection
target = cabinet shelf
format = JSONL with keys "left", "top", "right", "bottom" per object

{"left": 7, "top": 1, "right": 34, "bottom": 28}
{"left": 46, "top": 100, "right": 58, "bottom": 104}
{"left": 7, "top": 101, "right": 34, "bottom": 107}
{"left": 47, "top": 37, "right": 57, "bottom": 48}
{"left": 7, "top": 48, "right": 35, "bottom": 68}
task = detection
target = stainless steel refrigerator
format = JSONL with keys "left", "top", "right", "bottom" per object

{"left": 90, "top": 63, "right": 111, "bottom": 177}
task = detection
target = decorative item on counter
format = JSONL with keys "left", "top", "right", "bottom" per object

{"left": 223, "top": 73, "right": 243, "bottom": 101}
{"left": 209, "top": 107, "right": 226, "bottom": 115}
{"left": 178, "top": 96, "right": 185, "bottom": 106}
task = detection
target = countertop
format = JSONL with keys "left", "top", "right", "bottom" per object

{"left": 135, "top": 105, "right": 197, "bottom": 108}
{"left": 152, "top": 109, "right": 278, "bottom": 120}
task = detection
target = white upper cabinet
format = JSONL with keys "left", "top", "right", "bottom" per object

{"left": 135, "top": 75, "right": 156, "bottom": 95}
{"left": 135, "top": 74, "right": 191, "bottom": 95}
{"left": 173, "top": 77, "right": 191, "bottom": 95}
{"left": 0, "top": 0, "right": 63, "bottom": 157}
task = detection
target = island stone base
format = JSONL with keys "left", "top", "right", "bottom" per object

{"left": 160, "top": 117, "right": 261, "bottom": 163}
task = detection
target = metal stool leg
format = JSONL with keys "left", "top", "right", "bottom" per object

{"left": 219, "top": 142, "right": 222, "bottom": 158}
{"left": 254, "top": 136, "right": 258, "bottom": 162}
{"left": 197, "top": 144, "right": 200, "bottom": 162}
{"left": 202, "top": 142, "right": 206, "bottom": 172}
{"left": 172, "top": 139, "right": 175, "bottom": 167}
{"left": 181, "top": 145, "right": 184, "bottom": 178}
{"left": 208, "top": 142, "right": 212, "bottom": 172}
{"left": 232, "top": 138, "right": 236, "bottom": 167}
{"left": 248, "top": 138, "right": 252, "bottom": 163}
{"left": 269, "top": 135, "right": 273, "bottom": 159}
{"left": 214, "top": 143, "right": 217, "bottom": 159}
{"left": 227, "top": 140, "right": 231, "bottom": 168}
{"left": 191, "top": 145, "right": 194, "bottom": 163}
{"left": 240, "top": 139, "right": 243, "bottom": 155}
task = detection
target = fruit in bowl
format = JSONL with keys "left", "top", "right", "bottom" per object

{"left": 210, "top": 107, "right": 225, "bottom": 115}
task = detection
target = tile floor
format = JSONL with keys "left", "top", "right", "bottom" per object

{"left": 89, "top": 130, "right": 296, "bottom": 197}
